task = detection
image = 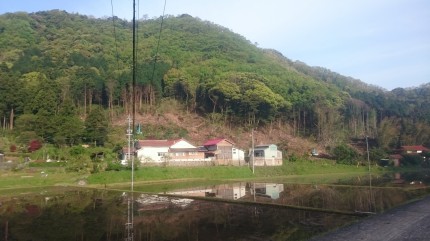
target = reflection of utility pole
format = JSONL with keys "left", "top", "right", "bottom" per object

{"left": 366, "top": 136, "right": 375, "bottom": 213}
{"left": 366, "top": 136, "right": 370, "bottom": 172}
{"left": 253, "top": 182, "right": 256, "bottom": 202}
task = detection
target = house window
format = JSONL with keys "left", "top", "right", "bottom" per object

{"left": 255, "top": 151, "right": 264, "bottom": 157}
{"left": 189, "top": 152, "right": 196, "bottom": 155}
{"left": 158, "top": 152, "right": 167, "bottom": 156}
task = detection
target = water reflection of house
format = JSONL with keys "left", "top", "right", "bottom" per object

{"left": 166, "top": 188, "right": 213, "bottom": 197}
{"left": 166, "top": 182, "right": 284, "bottom": 201}
{"left": 252, "top": 183, "right": 284, "bottom": 199}
{"left": 135, "top": 194, "right": 194, "bottom": 211}
{"left": 251, "top": 144, "right": 283, "bottom": 166}
{"left": 214, "top": 183, "right": 246, "bottom": 200}
{"left": 392, "top": 172, "right": 405, "bottom": 184}
{"left": 167, "top": 183, "right": 247, "bottom": 200}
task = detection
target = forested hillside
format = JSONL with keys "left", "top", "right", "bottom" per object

{"left": 0, "top": 10, "right": 429, "bottom": 153}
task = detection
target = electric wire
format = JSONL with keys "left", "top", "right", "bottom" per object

{"left": 150, "top": 0, "right": 167, "bottom": 86}
{"left": 132, "top": 0, "right": 136, "bottom": 131}
{"left": 136, "top": 0, "right": 140, "bottom": 66}
{"left": 110, "top": 0, "right": 120, "bottom": 71}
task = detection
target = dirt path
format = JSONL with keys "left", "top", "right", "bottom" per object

{"left": 311, "top": 195, "right": 430, "bottom": 241}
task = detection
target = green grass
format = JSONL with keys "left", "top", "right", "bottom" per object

{"left": 88, "top": 159, "right": 378, "bottom": 185}
{"left": 88, "top": 166, "right": 256, "bottom": 185}
{"left": 0, "top": 159, "right": 387, "bottom": 190}
{"left": 0, "top": 167, "right": 85, "bottom": 190}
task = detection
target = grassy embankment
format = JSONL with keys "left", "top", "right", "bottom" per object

{"left": 0, "top": 159, "right": 382, "bottom": 190}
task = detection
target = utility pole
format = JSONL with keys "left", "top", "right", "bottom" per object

{"left": 126, "top": 115, "right": 134, "bottom": 241}
{"left": 128, "top": 0, "right": 136, "bottom": 239}
{"left": 252, "top": 128, "right": 255, "bottom": 174}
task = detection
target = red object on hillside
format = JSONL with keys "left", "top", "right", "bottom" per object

{"left": 28, "top": 140, "right": 42, "bottom": 152}
{"left": 9, "top": 144, "right": 16, "bottom": 152}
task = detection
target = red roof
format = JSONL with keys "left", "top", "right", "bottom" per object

{"left": 401, "top": 145, "right": 429, "bottom": 151}
{"left": 203, "top": 138, "right": 234, "bottom": 146}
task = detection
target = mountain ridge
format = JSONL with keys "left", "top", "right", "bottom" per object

{"left": 0, "top": 10, "right": 429, "bottom": 151}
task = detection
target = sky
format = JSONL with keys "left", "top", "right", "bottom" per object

{"left": 1, "top": 0, "right": 429, "bottom": 90}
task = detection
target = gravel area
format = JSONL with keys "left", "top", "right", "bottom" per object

{"left": 310, "top": 195, "right": 430, "bottom": 241}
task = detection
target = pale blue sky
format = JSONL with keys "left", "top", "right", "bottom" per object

{"left": 1, "top": 0, "right": 429, "bottom": 90}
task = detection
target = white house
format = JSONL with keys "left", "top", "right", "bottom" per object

{"left": 232, "top": 148, "right": 245, "bottom": 161}
{"left": 136, "top": 139, "right": 205, "bottom": 163}
{"left": 251, "top": 144, "right": 283, "bottom": 166}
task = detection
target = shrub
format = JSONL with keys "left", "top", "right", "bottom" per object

{"left": 332, "top": 144, "right": 359, "bottom": 165}
{"left": 106, "top": 160, "right": 126, "bottom": 171}
{"left": 65, "top": 155, "right": 92, "bottom": 173}
{"left": 288, "top": 153, "right": 299, "bottom": 162}
{"left": 69, "top": 146, "right": 87, "bottom": 157}
{"left": 402, "top": 154, "right": 423, "bottom": 166}
{"left": 369, "top": 147, "right": 387, "bottom": 164}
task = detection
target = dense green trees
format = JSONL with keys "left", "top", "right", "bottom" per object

{"left": 331, "top": 144, "right": 359, "bottom": 165}
{"left": 0, "top": 10, "right": 429, "bottom": 152}
{"left": 195, "top": 73, "right": 289, "bottom": 125}
{"left": 84, "top": 106, "right": 108, "bottom": 146}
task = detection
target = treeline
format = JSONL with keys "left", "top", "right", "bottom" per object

{"left": 0, "top": 10, "right": 429, "bottom": 149}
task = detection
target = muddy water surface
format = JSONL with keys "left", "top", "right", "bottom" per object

{"left": 1, "top": 172, "right": 429, "bottom": 240}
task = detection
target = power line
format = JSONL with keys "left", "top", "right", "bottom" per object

{"left": 136, "top": 0, "right": 140, "bottom": 78}
{"left": 150, "top": 0, "right": 167, "bottom": 85}
{"left": 110, "top": 0, "right": 120, "bottom": 71}
{"left": 132, "top": 0, "right": 136, "bottom": 131}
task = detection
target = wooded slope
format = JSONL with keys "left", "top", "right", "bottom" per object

{"left": 0, "top": 10, "right": 429, "bottom": 149}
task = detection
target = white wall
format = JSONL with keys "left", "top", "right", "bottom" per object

{"left": 232, "top": 148, "right": 245, "bottom": 161}
{"left": 137, "top": 147, "right": 169, "bottom": 162}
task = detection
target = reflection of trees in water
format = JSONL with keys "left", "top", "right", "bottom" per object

{"left": 0, "top": 189, "right": 357, "bottom": 241}
{"left": 0, "top": 189, "right": 126, "bottom": 241}
{"left": 0, "top": 183, "right": 424, "bottom": 240}
{"left": 4, "top": 183, "right": 427, "bottom": 240}
{"left": 277, "top": 182, "right": 429, "bottom": 213}
{"left": 131, "top": 200, "right": 357, "bottom": 241}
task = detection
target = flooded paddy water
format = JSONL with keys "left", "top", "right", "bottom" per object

{"left": 1, "top": 171, "right": 429, "bottom": 240}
